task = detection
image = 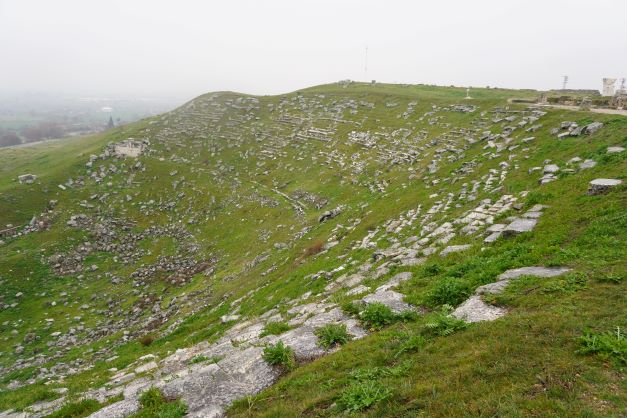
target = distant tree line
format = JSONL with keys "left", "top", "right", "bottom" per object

{"left": 0, "top": 129, "right": 21, "bottom": 147}
{"left": 0, "top": 122, "right": 67, "bottom": 148}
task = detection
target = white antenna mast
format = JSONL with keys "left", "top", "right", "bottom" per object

{"left": 364, "top": 46, "right": 368, "bottom": 79}
{"left": 562, "top": 75, "right": 569, "bottom": 90}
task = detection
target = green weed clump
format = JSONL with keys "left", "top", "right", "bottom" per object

{"left": 425, "top": 278, "right": 471, "bottom": 307}
{"left": 578, "top": 327, "right": 626, "bottom": 366}
{"left": 338, "top": 380, "right": 391, "bottom": 412}
{"left": 315, "top": 323, "right": 351, "bottom": 349}
{"left": 262, "top": 341, "right": 295, "bottom": 370}
{"left": 394, "top": 334, "right": 426, "bottom": 358}
{"left": 359, "top": 303, "right": 396, "bottom": 330}
{"left": 260, "top": 321, "right": 290, "bottom": 337}
{"left": 129, "top": 387, "right": 187, "bottom": 418}
{"left": 423, "top": 305, "right": 468, "bottom": 337}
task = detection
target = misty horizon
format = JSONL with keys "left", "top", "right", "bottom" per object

{"left": 1, "top": 0, "right": 626, "bottom": 100}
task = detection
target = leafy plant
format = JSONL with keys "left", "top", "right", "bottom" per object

{"left": 338, "top": 380, "right": 391, "bottom": 412}
{"left": 423, "top": 305, "right": 468, "bottom": 337}
{"left": 597, "top": 274, "right": 623, "bottom": 284}
{"left": 315, "top": 323, "right": 351, "bottom": 349}
{"left": 542, "top": 273, "right": 587, "bottom": 294}
{"left": 260, "top": 321, "right": 290, "bottom": 337}
{"left": 578, "top": 327, "right": 626, "bottom": 365}
{"left": 394, "top": 334, "right": 426, "bottom": 358}
{"left": 425, "top": 278, "right": 471, "bottom": 307}
{"left": 128, "top": 387, "right": 187, "bottom": 418}
{"left": 360, "top": 303, "right": 396, "bottom": 330}
{"left": 350, "top": 361, "right": 413, "bottom": 381}
{"left": 262, "top": 341, "right": 295, "bottom": 370}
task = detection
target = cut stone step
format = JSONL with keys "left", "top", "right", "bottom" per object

{"left": 588, "top": 178, "right": 623, "bottom": 195}
{"left": 502, "top": 218, "right": 537, "bottom": 236}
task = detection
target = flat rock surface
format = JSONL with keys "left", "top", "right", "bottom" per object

{"left": 588, "top": 178, "right": 623, "bottom": 195}
{"left": 452, "top": 296, "right": 507, "bottom": 323}
{"left": 362, "top": 290, "right": 413, "bottom": 313}
{"left": 502, "top": 218, "right": 537, "bottom": 236}
{"left": 88, "top": 399, "right": 140, "bottom": 418}
{"left": 497, "top": 266, "right": 571, "bottom": 280}
{"left": 441, "top": 244, "right": 471, "bottom": 257}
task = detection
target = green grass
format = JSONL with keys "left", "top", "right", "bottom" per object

{"left": 43, "top": 395, "right": 124, "bottom": 418}
{"left": 260, "top": 321, "right": 290, "bottom": 337}
{"left": 0, "top": 82, "right": 624, "bottom": 417}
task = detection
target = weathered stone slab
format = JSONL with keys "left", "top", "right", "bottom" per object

{"left": 484, "top": 232, "right": 501, "bottom": 243}
{"left": 362, "top": 290, "right": 413, "bottom": 313}
{"left": 346, "top": 284, "right": 370, "bottom": 296}
{"left": 440, "top": 244, "right": 471, "bottom": 257}
{"left": 588, "top": 179, "right": 623, "bottom": 195}
{"left": 87, "top": 399, "right": 140, "bottom": 418}
{"left": 452, "top": 296, "right": 507, "bottom": 323}
{"left": 497, "top": 266, "right": 571, "bottom": 280}
{"left": 502, "top": 218, "right": 537, "bottom": 236}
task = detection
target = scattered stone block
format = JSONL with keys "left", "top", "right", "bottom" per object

{"left": 587, "top": 179, "right": 623, "bottom": 195}
{"left": 18, "top": 174, "right": 37, "bottom": 184}
{"left": 584, "top": 122, "right": 603, "bottom": 134}
{"left": 502, "top": 218, "right": 537, "bottom": 236}
{"left": 440, "top": 244, "right": 471, "bottom": 257}
{"left": 579, "top": 159, "right": 596, "bottom": 170}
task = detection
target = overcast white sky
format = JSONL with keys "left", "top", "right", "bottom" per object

{"left": 1, "top": 0, "right": 625, "bottom": 100}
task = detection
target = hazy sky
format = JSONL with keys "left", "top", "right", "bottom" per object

{"left": 1, "top": 0, "right": 626, "bottom": 100}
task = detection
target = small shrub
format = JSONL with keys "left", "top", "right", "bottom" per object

{"left": 129, "top": 387, "right": 187, "bottom": 418}
{"left": 423, "top": 305, "right": 468, "bottom": 337}
{"left": 338, "top": 380, "right": 391, "bottom": 412}
{"left": 315, "top": 323, "right": 351, "bottom": 349}
{"left": 303, "top": 240, "right": 325, "bottom": 257}
{"left": 138, "top": 388, "right": 166, "bottom": 409}
{"left": 260, "top": 321, "right": 290, "bottom": 337}
{"left": 360, "top": 303, "right": 396, "bottom": 330}
{"left": 138, "top": 334, "right": 155, "bottom": 347}
{"left": 262, "top": 341, "right": 295, "bottom": 370}
{"left": 426, "top": 279, "right": 471, "bottom": 307}
{"left": 578, "top": 327, "right": 626, "bottom": 365}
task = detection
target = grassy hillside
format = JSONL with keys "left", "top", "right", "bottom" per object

{"left": 0, "top": 82, "right": 624, "bottom": 417}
